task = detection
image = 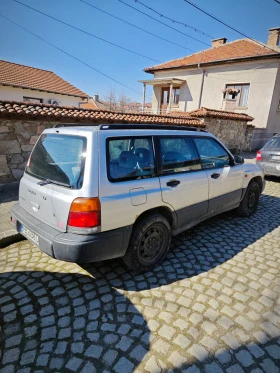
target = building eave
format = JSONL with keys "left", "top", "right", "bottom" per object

{"left": 138, "top": 78, "right": 185, "bottom": 86}
{"left": 0, "top": 83, "right": 89, "bottom": 99}
{"left": 144, "top": 53, "right": 280, "bottom": 74}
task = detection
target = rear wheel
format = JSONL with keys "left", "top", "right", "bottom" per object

{"left": 236, "top": 181, "right": 260, "bottom": 217}
{"left": 122, "top": 214, "right": 171, "bottom": 271}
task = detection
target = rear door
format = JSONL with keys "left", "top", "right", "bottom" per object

{"left": 157, "top": 135, "right": 209, "bottom": 229}
{"left": 192, "top": 137, "right": 244, "bottom": 214}
{"left": 98, "top": 132, "right": 164, "bottom": 232}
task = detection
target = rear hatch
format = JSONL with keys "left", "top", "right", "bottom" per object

{"left": 262, "top": 136, "right": 280, "bottom": 164}
{"left": 19, "top": 132, "right": 88, "bottom": 232}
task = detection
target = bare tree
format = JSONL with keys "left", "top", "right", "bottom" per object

{"left": 104, "top": 88, "right": 117, "bottom": 111}
{"left": 118, "top": 92, "right": 131, "bottom": 112}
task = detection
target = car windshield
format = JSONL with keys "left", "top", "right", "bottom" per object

{"left": 26, "top": 134, "right": 87, "bottom": 189}
{"left": 264, "top": 136, "right": 280, "bottom": 150}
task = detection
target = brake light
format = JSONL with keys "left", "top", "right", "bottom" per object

{"left": 256, "top": 150, "right": 262, "bottom": 161}
{"left": 67, "top": 198, "right": 101, "bottom": 228}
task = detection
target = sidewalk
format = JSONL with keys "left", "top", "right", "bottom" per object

{"left": 0, "top": 152, "right": 257, "bottom": 248}
{"left": 0, "top": 181, "right": 23, "bottom": 248}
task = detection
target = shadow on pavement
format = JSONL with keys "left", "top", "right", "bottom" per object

{"left": 0, "top": 271, "right": 150, "bottom": 372}
{"left": 83, "top": 192, "right": 280, "bottom": 292}
{"left": 0, "top": 182, "right": 19, "bottom": 203}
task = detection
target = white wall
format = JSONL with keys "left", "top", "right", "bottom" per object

{"left": 267, "top": 61, "right": 280, "bottom": 133}
{"left": 152, "top": 59, "right": 279, "bottom": 129}
{"left": 0, "top": 85, "right": 84, "bottom": 107}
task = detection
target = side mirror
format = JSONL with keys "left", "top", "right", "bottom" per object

{"left": 234, "top": 155, "right": 244, "bottom": 165}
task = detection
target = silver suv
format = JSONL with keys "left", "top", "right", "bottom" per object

{"left": 11, "top": 124, "right": 265, "bottom": 271}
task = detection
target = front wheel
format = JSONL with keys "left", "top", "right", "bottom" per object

{"left": 236, "top": 181, "right": 260, "bottom": 217}
{"left": 122, "top": 214, "right": 171, "bottom": 271}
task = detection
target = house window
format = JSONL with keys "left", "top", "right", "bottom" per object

{"left": 161, "top": 87, "right": 180, "bottom": 105}
{"left": 23, "top": 96, "right": 43, "bottom": 104}
{"left": 224, "top": 84, "right": 250, "bottom": 107}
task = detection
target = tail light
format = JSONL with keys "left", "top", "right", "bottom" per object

{"left": 256, "top": 150, "right": 262, "bottom": 161}
{"left": 67, "top": 198, "right": 101, "bottom": 231}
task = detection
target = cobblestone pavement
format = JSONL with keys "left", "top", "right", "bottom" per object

{"left": 1, "top": 179, "right": 280, "bottom": 373}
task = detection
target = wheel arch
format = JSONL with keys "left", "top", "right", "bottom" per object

{"left": 134, "top": 206, "right": 176, "bottom": 231}
{"left": 249, "top": 176, "right": 263, "bottom": 192}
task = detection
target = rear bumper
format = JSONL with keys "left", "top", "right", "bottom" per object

{"left": 257, "top": 161, "right": 280, "bottom": 177}
{"left": 11, "top": 203, "right": 132, "bottom": 263}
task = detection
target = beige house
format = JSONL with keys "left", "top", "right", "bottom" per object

{"left": 140, "top": 27, "right": 280, "bottom": 149}
{"left": 0, "top": 60, "right": 89, "bottom": 107}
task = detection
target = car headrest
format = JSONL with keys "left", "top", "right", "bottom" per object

{"left": 134, "top": 147, "right": 150, "bottom": 163}
{"left": 119, "top": 151, "right": 137, "bottom": 169}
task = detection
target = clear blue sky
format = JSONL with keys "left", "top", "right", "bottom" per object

{"left": 0, "top": 0, "right": 279, "bottom": 102}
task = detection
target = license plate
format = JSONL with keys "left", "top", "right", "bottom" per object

{"left": 271, "top": 155, "right": 280, "bottom": 160}
{"left": 19, "top": 224, "right": 39, "bottom": 245}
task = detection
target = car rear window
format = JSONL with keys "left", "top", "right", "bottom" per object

{"left": 264, "top": 136, "right": 280, "bottom": 149}
{"left": 26, "top": 134, "right": 87, "bottom": 189}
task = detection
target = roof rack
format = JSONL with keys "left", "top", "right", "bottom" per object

{"left": 53, "top": 123, "right": 100, "bottom": 128}
{"left": 53, "top": 123, "right": 207, "bottom": 132}
{"left": 100, "top": 124, "right": 207, "bottom": 132}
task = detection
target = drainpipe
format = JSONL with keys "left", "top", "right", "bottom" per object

{"left": 79, "top": 97, "right": 89, "bottom": 108}
{"left": 198, "top": 63, "right": 205, "bottom": 109}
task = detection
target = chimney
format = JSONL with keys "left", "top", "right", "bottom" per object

{"left": 212, "top": 38, "right": 227, "bottom": 48}
{"left": 267, "top": 27, "right": 280, "bottom": 48}
{"left": 94, "top": 93, "right": 99, "bottom": 102}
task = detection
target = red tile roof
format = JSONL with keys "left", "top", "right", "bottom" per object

{"left": 81, "top": 98, "right": 111, "bottom": 111}
{"left": 188, "top": 107, "right": 254, "bottom": 122}
{"left": 0, "top": 100, "right": 203, "bottom": 127}
{"left": 0, "top": 60, "right": 88, "bottom": 98}
{"left": 145, "top": 39, "right": 280, "bottom": 73}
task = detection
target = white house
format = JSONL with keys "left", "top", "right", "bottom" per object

{"left": 0, "top": 60, "right": 89, "bottom": 107}
{"left": 140, "top": 27, "right": 280, "bottom": 148}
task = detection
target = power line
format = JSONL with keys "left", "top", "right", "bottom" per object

{"left": 118, "top": 0, "right": 210, "bottom": 49}
{"left": 273, "top": 0, "right": 280, "bottom": 4}
{"left": 134, "top": 0, "right": 214, "bottom": 39}
{"left": 0, "top": 13, "right": 143, "bottom": 95}
{"left": 13, "top": 0, "right": 161, "bottom": 63}
{"left": 80, "top": 0, "right": 187, "bottom": 50}
{"left": 183, "top": 0, "right": 279, "bottom": 53}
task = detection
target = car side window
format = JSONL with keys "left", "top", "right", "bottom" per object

{"left": 160, "top": 137, "right": 201, "bottom": 174}
{"left": 193, "top": 137, "right": 230, "bottom": 169}
{"left": 107, "top": 137, "right": 155, "bottom": 181}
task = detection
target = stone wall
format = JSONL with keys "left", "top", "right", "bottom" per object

{"left": 0, "top": 120, "right": 55, "bottom": 183}
{"left": 203, "top": 118, "right": 254, "bottom": 153}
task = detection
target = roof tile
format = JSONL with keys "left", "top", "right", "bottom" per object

{"left": 0, "top": 100, "right": 203, "bottom": 127}
{"left": 145, "top": 39, "right": 280, "bottom": 72}
{"left": 0, "top": 60, "right": 88, "bottom": 98}
{"left": 188, "top": 107, "right": 254, "bottom": 121}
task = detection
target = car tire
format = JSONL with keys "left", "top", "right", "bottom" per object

{"left": 236, "top": 181, "right": 260, "bottom": 217}
{"left": 122, "top": 214, "right": 171, "bottom": 271}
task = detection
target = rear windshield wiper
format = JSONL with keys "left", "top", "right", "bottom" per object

{"left": 37, "top": 179, "right": 72, "bottom": 188}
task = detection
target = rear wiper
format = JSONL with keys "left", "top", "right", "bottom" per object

{"left": 37, "top": 179, "right": 71, "bottom": 188}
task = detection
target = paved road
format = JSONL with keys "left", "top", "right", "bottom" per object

{"left": 0, "top": 179, "right": 280, "bottom": 372}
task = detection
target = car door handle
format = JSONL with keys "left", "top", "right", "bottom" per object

{"left": 211, "top": 173, "right": 220, "bottom": 179}
{"left": 166, "top": 179, "right": 180, "bottom": 187}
